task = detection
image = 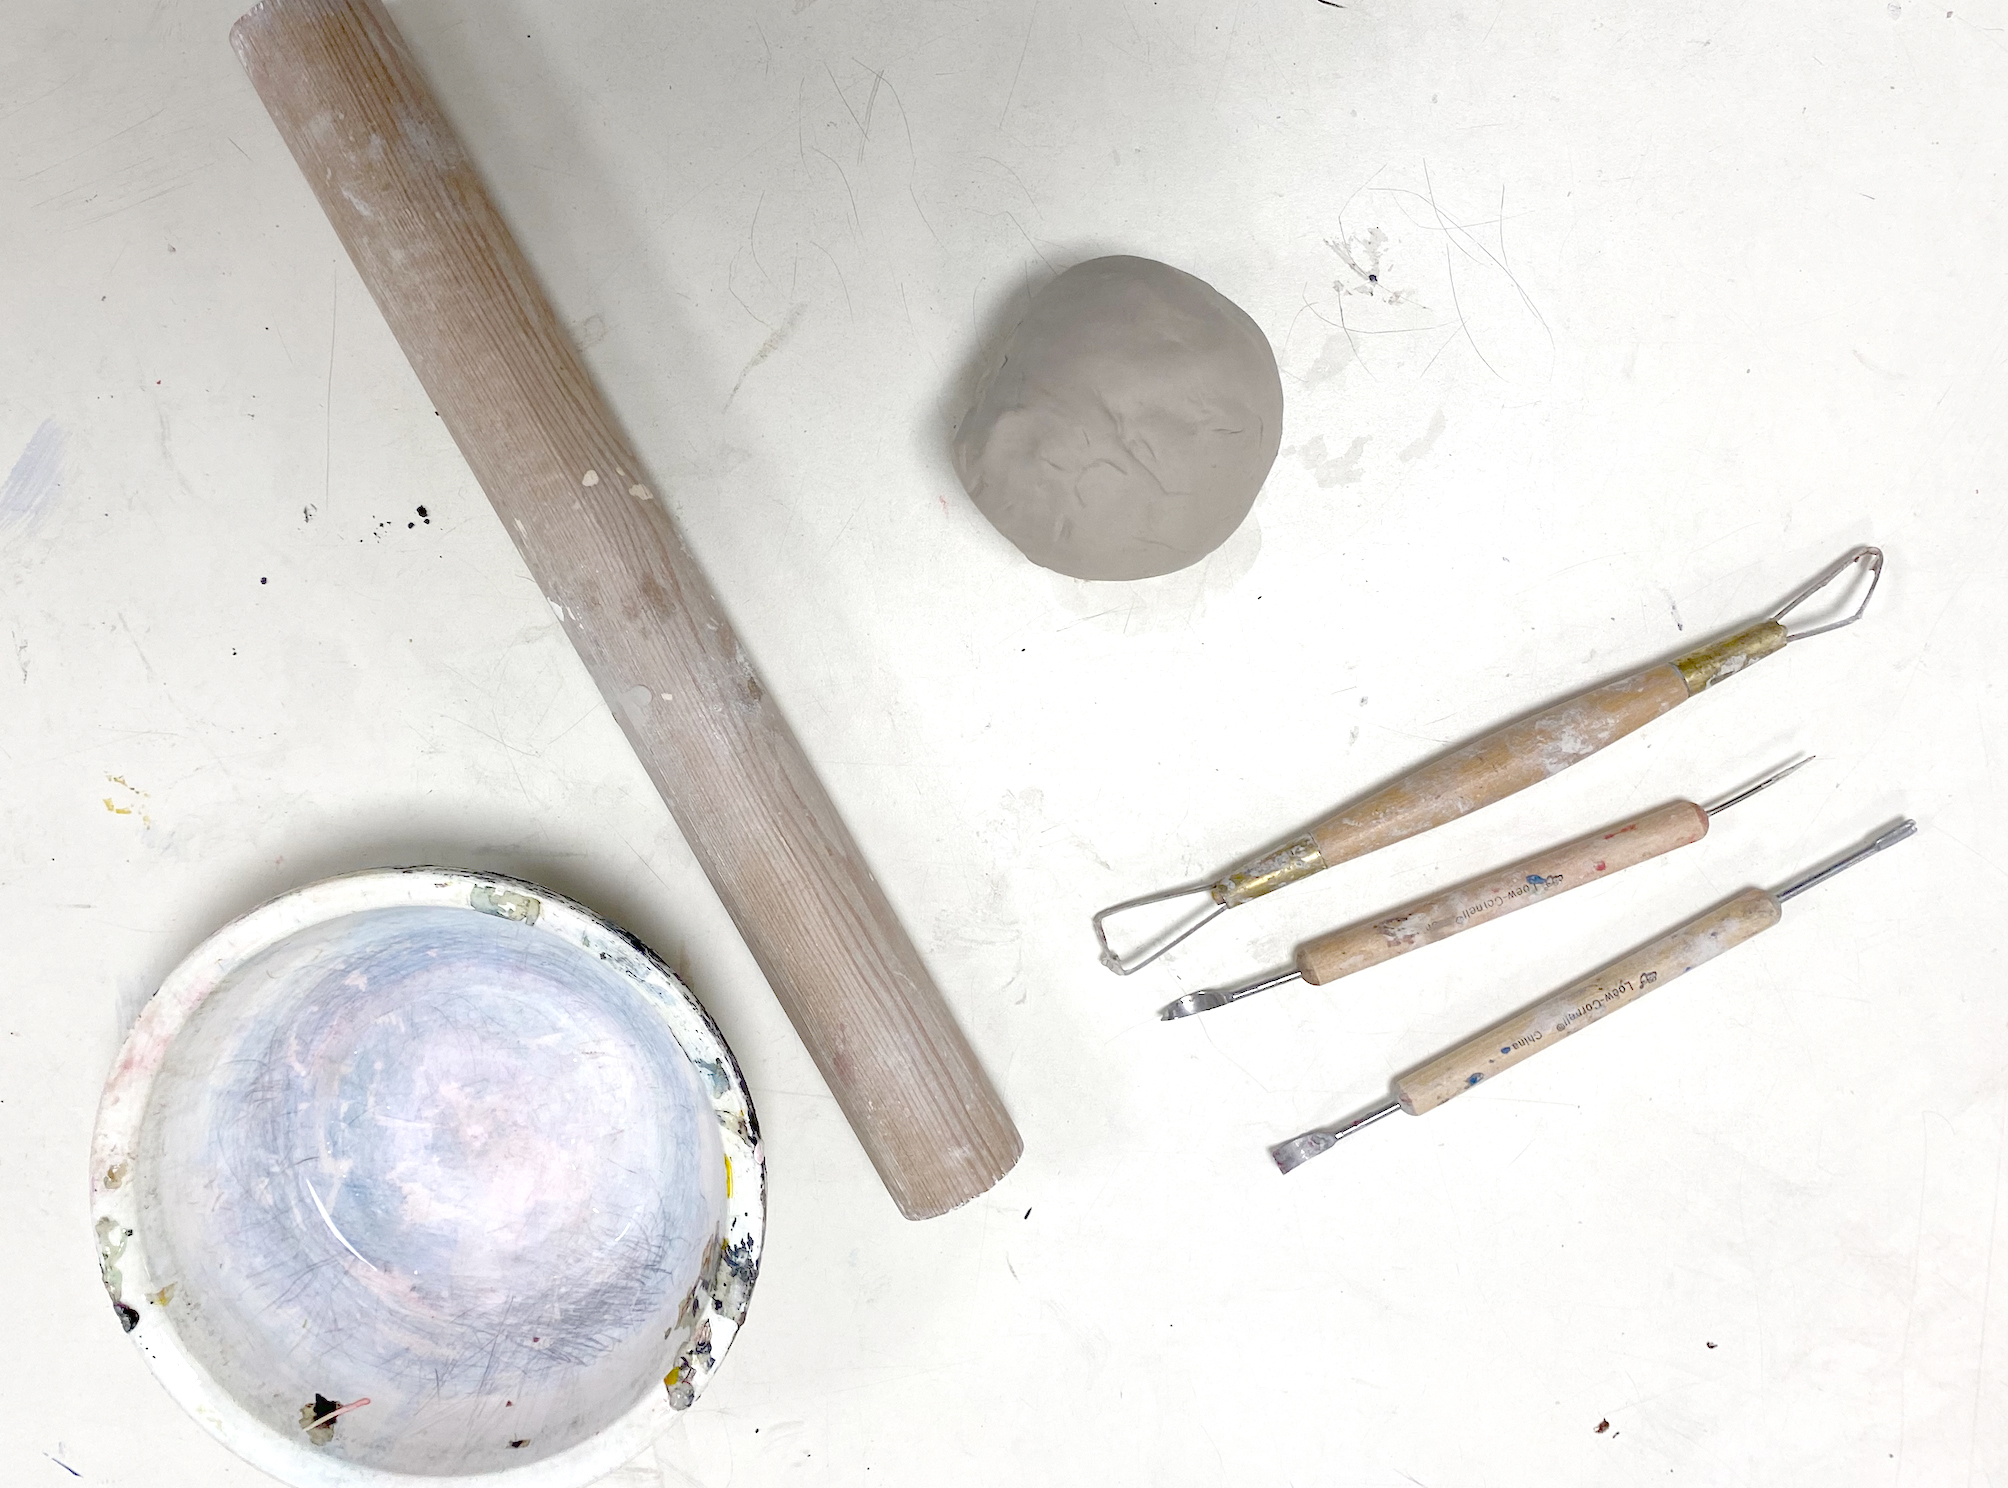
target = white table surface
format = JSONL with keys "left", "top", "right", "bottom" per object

{"left": 5, "top": 0, "right": 2006, "bottom": 1483}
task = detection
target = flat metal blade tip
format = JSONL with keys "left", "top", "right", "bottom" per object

{"left": 1270, "top": 1131, "right": 1337, "bottom": 1174}
{"left": 1159, "top": 992, "right": 1224, "bottom": 1020}
{"left": 1270, "top": 1099, "right": 1403, "bottom": 1172}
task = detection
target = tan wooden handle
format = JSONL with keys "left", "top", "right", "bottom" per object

{"left": 1310, "top": 665, "right": 1691, "bottom": 869}
{"left": 1296, "top": 799, "right": 1709, "bottom": 986}
{"left": 1394, "top": 887, "right": 1781, "bottom": 1114}
{"left": 1216, "top": 628, "right": 1792, "bottom": 907}
{"left": 231, "top": 0, "right": 1019, "bottom": 1219}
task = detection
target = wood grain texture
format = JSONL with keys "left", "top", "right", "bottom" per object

{"left": 1308, "top": 664, "right": 1690, "bottom": 869}
{"left": 230, "top": 0, "right": 1019, "bottom": 1219}
{"left": 1297, "top": 799, "right": 1709, "bottom": 986}
{"left": 1395, "top": 886, "right": 1781, "bottom": 1114}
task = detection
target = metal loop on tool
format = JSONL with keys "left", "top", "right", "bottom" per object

{"left": 1091, "top": 884, "right": 1225, "bottom": 976}
{"left": 1772, "top": 545, "right": 1883, "bottom": 641}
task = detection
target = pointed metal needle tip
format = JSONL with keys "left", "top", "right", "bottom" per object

{"left": 1705, "top": 754, "right": 1815, "bottom": 816}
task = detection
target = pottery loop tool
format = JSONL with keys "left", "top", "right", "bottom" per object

{"left": 1158, "top": 757, "right": 1812, "bottom": 1020}
{"left": 233, "top": 0, "right": 1019, "bottom": 1219}
{"left": 1093, "top": 546, "right": 1883, "bottom": 975}
{"left": 1268, "top": 817, "right": 1917, "bottom": 1173}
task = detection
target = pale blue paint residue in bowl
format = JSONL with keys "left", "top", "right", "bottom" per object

{"left": 137, "top": 905, "right": 724, "bottom": 1475}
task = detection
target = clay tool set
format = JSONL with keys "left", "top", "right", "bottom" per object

{"left": 1103, "top": 545, "right": 1906, "bottom": 1171}
{"left": 1094, "top": 545, "right": 1883, "bottom": 976}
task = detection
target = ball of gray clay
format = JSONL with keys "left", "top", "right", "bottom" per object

{"left": 952, "top": 255, "right": 1283, "bottom": 581}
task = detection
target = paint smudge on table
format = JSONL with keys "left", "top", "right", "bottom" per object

{"left": 0, "top": 419, "right": 64, "bottom": 540}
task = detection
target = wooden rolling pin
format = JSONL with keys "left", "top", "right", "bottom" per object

{"left": 1269, "top": 819, "right": 1917, "bottom": 1172}
{"left": 231, "top": 0, "right": 1019, "bottom": 1219}
{"left": 1095, "top": 547, "right": 1882, "bottom": 974}
{"left": 1159, "top": 761, "right": 1806, "bottom": 1019}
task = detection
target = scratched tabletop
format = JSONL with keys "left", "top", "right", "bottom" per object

{"left": 4, "top": 1, "right": 2006, "bottom": 1484}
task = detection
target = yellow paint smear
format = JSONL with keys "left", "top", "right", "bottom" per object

{"left": 102, "top": 775, "right": 153, "bottom": 826}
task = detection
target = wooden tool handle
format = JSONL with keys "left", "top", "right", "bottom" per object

{"left": 1297, "top": 799, "right": 1709, "bottom": 986}
{"left": 1310, "top": 665, "right": 1691, "bottom": 869}
{"left": 1394, "top": 887, "right": 1780, "bottom": 1114}
{"left": 1216, "top": 626, "right": 1789, "bottom": 906}
{"left": 232, "top": 0, "right": 1019, "bottom": 1219}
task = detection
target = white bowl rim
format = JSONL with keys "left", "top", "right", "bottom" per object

{"left": 89, "top": 866, "right": 765, "bottom": 1488}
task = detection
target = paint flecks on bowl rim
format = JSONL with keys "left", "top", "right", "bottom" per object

{"left": 89, "top": 867, "right": 763, "bottom": 1488}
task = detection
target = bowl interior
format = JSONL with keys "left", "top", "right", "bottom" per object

{"left": 133, "top": 900, "right": 727, "bottom": 1478}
